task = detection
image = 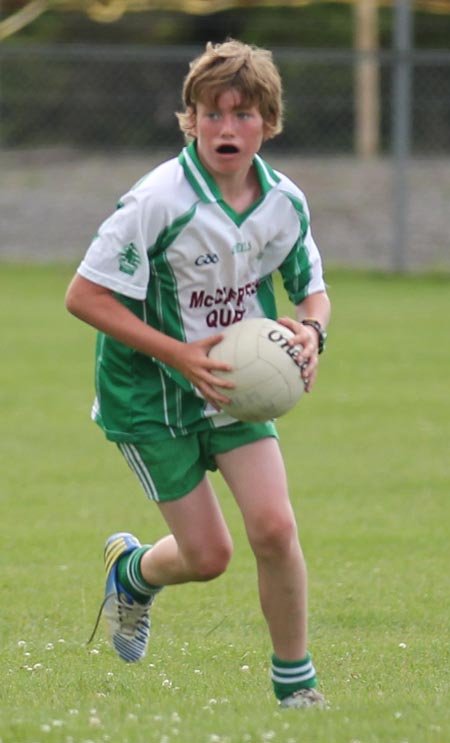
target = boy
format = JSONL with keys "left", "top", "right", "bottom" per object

{"left": 66, "top": 39, "right": 330, "bottom": 709}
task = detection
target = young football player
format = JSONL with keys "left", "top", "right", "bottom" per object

{"left": 66, "top": 38, "right": 330, "bottom": 708}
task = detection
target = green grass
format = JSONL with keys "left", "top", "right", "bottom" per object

{"left": 1, "top": 265, "right": 449, "bottom": 743}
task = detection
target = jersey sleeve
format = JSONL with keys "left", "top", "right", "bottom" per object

{"left": 277, "top": 187, "right": 326, "bottom": 305}
{"left": 77, "top": 191, "right": 151, "bottom": 300}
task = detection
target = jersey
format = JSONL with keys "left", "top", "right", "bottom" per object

{"left": 77, "top": 141, "right": 326, "bottom": 443}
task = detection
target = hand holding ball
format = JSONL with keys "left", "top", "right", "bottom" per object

{"left": 208, "top": 318, "right": 305, "bottom": 422}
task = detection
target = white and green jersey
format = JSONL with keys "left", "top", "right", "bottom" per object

{"left": 78, "top": 141, "right": 326, "bottom": 442}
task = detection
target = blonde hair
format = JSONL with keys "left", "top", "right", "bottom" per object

{"left": 176, "top": 39, "right": 284, "bottom": 143}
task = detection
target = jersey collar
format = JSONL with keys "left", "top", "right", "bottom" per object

{"left": 179, "top": 140, "right": 281, "bottom": 205}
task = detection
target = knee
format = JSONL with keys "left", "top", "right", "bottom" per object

{"left": 248, "top": 514, "right": 299, "bottom": 560}
{"left": 186, "top": 539, "right": 233, "bottom": 581}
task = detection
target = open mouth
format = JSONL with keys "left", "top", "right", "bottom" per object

{"left": 216, "top": 144, "right": 239, "bottom": 154}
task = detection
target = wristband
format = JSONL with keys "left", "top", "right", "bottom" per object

{"left": 301, "top": 319, "right": 327, "bottom": 354}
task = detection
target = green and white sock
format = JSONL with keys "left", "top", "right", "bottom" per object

{"left": 117, "top": 546, "right": 162, "bottom": 604}
{"left": 271, "top": 652, "right": 317, "bottom": 701}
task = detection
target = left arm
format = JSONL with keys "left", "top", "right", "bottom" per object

{"left": 278, "top": 290, "right": 331, "bottom": 393}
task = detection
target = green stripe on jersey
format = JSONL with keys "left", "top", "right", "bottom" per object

{"left": 179, "top": 144, "right": 219, "bottom": 203}
{"left": 256, "top": 274, "right": 278, "bottom": 319}
{"left": 278, "top": 191, "right": 313, "bottom": 304}
{"left": 253, "top": 154, "right": 281, "bottom": 192}
{"left": 149, "top": 203, "right": 198, "bottom": 259}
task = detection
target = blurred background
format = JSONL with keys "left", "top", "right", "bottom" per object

{"left": 0, "top": 0, "right": 449, "bottom": 272}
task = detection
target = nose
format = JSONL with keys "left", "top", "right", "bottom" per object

{"left": 219, "top": 113, "right": 236, "bottom": 136}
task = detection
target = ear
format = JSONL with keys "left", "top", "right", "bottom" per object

{"left": 262, "top": 119, "right": 275, "bottom": 142}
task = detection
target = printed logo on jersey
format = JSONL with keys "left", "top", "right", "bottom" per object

{"left": 119, "top": 243, "right": 141, "bottom": 275}
{"left": 194, "top": 253, "right": 219, "bottom": 266}
{"left": 231, "top": 241, "right": 252, "bottom": 255}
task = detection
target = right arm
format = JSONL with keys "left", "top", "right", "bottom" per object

{"left": 65, "top": 274, "right": 233, "bottom": 408}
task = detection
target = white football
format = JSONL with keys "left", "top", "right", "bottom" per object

{"left": 208, "top": 317, "right": 305, "bottom": 422}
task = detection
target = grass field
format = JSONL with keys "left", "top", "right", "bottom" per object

{"left": 1, "top": 265, "right": 449, "bottom": 743}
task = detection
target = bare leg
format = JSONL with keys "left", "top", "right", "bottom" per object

{"left": 139, "top": 475, "right": 233, "bottom": 586}
{"left": 216, "top": 438, "right": 308, "bottom": 660}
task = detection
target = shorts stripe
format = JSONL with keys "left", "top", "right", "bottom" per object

{"left": 118, "top": 443, "right": 160, "bottom": 502}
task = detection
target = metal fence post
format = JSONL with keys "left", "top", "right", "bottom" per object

{"left": 392, "top": 0, "right": 413, "bottom": 272}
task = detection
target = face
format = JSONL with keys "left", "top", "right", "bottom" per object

{"left": 190, "top": 88, "right": 268, "bottom": 180}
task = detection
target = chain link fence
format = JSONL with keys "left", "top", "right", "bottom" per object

{"left": 1, "top": 44, "right": 450, "bottom": 153}
{"left": 1, "top": 43, "right": 449, "bottom": 270}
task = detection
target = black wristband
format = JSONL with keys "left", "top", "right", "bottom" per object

{"left": 301, "top": 319, "right": 327, "bottom": 354}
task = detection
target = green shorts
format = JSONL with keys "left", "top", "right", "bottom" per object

{"left": 117, "top": 420, "right": 278, "bottom": 503}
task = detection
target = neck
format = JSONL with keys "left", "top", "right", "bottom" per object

{"left": 217, "top": 166, "right": 261, "bottom": 214}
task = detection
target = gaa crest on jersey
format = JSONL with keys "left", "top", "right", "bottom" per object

{"left": 119, "top": 243, "right": 141, "bottom": 275}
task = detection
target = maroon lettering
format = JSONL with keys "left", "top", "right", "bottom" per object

{"left": 206, "top": 309, "right": 219, "bottom": 328}
{"left": 206, "top": 307, "right": 247, "bottom": 328}
{"left": 190, "top": 290, "right": 205, "bottom": 308}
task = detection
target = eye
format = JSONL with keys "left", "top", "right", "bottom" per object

{"left": 206, "top": 112, "right": 220, "bottom": 120}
